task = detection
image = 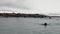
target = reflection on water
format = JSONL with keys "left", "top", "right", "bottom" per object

{"left": 0, "top": 17, "right": 60, "bottom": 34}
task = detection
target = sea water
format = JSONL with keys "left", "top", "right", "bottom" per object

{"left": 0, "top": 17, "right": 60, "bottom": 34}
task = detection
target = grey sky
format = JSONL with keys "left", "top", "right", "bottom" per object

{"left": 0, "top": 0, "right": 60, "bottom": 15}
{"left": 30, "top": 0, "right": 60, "bottom": 14}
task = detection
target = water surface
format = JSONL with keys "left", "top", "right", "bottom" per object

{"left": 0, "top": 17, "right": 60, "bottom": 34}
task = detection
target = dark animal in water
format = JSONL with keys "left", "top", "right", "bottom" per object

{"left": 40, "top": 23, "right": 50, "bottom": 27}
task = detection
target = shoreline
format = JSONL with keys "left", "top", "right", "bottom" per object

{"left": 0, "top": 13, "right": 47, "bottom": 18}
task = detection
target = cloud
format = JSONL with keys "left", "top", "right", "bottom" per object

{"left": 0, "top": 6, "right": 35, "bottom": 14}
{"left": 0, "top": 0, "right": 33, "bottom": 10}
{"left": 0, "top": 0, "right": 60, "bottom": 15}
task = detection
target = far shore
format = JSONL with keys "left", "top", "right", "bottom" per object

{"left": 0, "top": 13, "right": 60, "bottom": 19}
{"left": 0, "top": 13, "right": 48, "bottom": 18}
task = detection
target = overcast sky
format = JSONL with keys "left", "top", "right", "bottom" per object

{"left": 0, "top": 0, "right": 60, "bottom": 15}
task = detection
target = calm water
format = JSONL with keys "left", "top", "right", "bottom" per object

{"left": 0, "top": 17, "right": 60, "bottom": 34}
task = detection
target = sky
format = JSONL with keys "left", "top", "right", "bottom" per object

{"left": 0, "top": 0, "right": 60, "bottom": 16}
